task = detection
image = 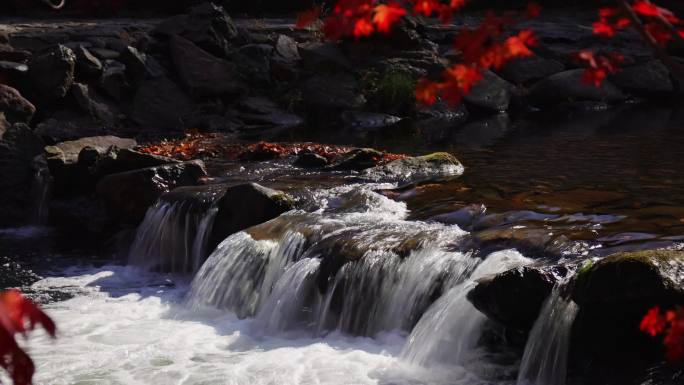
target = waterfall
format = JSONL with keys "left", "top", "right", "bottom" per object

{"left": 129, "top": 200, "right": 219, "bottom": 273}
{"left": 186, "top": 188, "right": 477, "bottom": 336}
{"left": 516, "top": 286, "right": 579, "bottom": 385}
{"left": 400, "top": 250, "right": 533, "bottom": 367}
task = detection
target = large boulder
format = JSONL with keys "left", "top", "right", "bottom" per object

{"left": 464, "top": 71, "right": 514, "bottom": 113}
{"left": 98, "top": 60, "right": 130, "bottom": 101}
{"left": 28, "top": 45, "right": 76, "bottom": 101}
{"left": 70, "top": 83, "right": 117, "bottom": 124}
{"left": 467, "top": 265, "right": 566, "bottom": 331}
{"left": 209, "top": 183, "right": 295, "bottom": 249}
{"left": 610, "top": 60, "right": 674, "bottom": 96}
{"left": 0, "top": 84, "right": 35, "bottom": 124}
{"left": 119, "top": 45, "right": 165, "bottom": 86}
{"left": 45, "top": 135, "right": 137, "bottom": 195}
{"left": 0, "top": 124, "right": 45, "bottom": 226}
{"left": 169, "top": 35, "right": 244, "bottom": 97}
{"left": 131, "top": 77, "right": 194, "bottom": 130}
{"left": 528, "top": 69, "right": 626, "bottom": 107}
{"left": 570, "top": 250, "right": 684, "bottom": 382}
{"left": 363, "top": 152, "right": 464, "bottom": 185}
{"left": 153, "top": 2, "right": 238, "bottom": 58}
{"left": 97, "top": 160, "right": 208, "bottom": 224}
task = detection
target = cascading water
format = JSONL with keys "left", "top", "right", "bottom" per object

{"left": 129, "top": 199, "right": 219, "bottom": 273}
{"left": 401, "top": 249, "right": 533, "bottom": 367}
{"left": 516, "top": 286, "right": 579, "bottom": 385}
{"left": 187, "top": 188, "right": 478, "bottom": 337}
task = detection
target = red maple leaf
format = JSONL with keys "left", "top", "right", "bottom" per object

{"left": 373, "top": 2, "right": 407, "bottom": 34}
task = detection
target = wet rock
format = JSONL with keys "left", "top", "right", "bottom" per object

{"left": 339, "top": 111, "right": 402, "bottom": 130}
{"left": 74, "top": 45, "right": 103, "bottom": 81}
{"left": 464, "top": 71, "right": 514, "bottom": 113}
{"left": 98, "top": 60, "right": 129, "bottom": 101}
{"left": 294, "top": 152, "right": 328, "bottom": 168}
{"left": 529, "top": 69, "right": 626, "bottom": 107}
{"left": 70, "top": 83, "right": 117, "bottom": 124}
{"left": 132, "top": 77, "right": 194, "bottom": 130}
{"left": 610, "top": 60, "right": 674, "bottom": 96}
{"left": 428, "top": 204, "right": 487, "bottom": 230}
{"left": 153, "top": 2, "right": 238, "bottom": 58}
{"left": 499, "top": 56, "right": 565, "bottom": 85}
{"left": 468, "top": 265, "right": 566, "bottom": 331}
{"left": 97, "top": 160, "right": 208, "bottom": 225}
{"left": 169, "top": 35, "right": 243, "bottom": 97}
{"left": 209, "top": 183, "right": 295, "bottom": 249}
{"left": 28, "top": 45, "right": 76, "bottom": 101}
{"left": 302, "top": 74, "right": 366, "bottom": 110}
{"left": 364, "top": 152, "right": 464, "bottom": 185}
{"left": 119, "top": 45, "right": 164, "bottom": 86}
{"left": 45, "top": 135, "right": 137, "bottom": 195}
{"left": 0, "top": 84, "right": 36, "bottom": 124}
{"left": 274, "top": 34, "right": 300, "bottom": 63}
{"left": 0, "top": 123, "right": 45, "bottom": 226}
{"left": 571, "top": 250, "right": 684, "bottom": 380}
{"left": 331, "top": 148, "right": 385, "bottom": 171}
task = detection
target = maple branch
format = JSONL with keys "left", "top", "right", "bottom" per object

{"left": 618, "top": 0, "right": 684, "bottom": 83}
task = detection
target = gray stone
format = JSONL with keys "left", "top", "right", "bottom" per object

{"left": 97, "top": 160, "right": 208, "bottom": 224}
{"left": 610, "top": 60, "right": 674, "bottom": 96}
{"left": 75, "top": 45, "right": 103, "bottom": 80}
{"left": 169, "top": 35, "right": 243, "bottom": 97}
{"left": 132, "top": 77, "right": 194, "bottom": 130}
{"left": 119, "top": 45, "right": 164, "bottom": 85}
{"left": 29, "top": 45, "right": 76, "bottom": 101}
{"left": 364, "top": 152, "right": 464, "bottom": 184}
{"left": 70, "top": 83, "right": 117, "bottom": 124}
{"left": 45, "top": 135, "right": 137, "bottom": 168}
{"left": 98, "top": 60, "right": 129, "bottom": 101}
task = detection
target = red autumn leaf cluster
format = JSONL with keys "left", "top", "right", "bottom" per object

{"left": 138, "top": 134, "right": 406, "bottom": 165}
{"left": 574, "top": 50, "right": 625, "bottom": 87}
{"left": 0, "top": 289, "right": 56, "bottom": 385}
{"left": 297, "top": 0, "right": 683, "bottom": 103}
{"left": 641, "top": 306, "right": 684, "bottom": 363}
{"left": 594, "top": 0, "right": 683, "bottom": 43}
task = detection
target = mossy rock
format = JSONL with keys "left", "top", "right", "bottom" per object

{"left": 363, "top": 152, "right": 464, "bottom": 185}
{"left": 572, "top": 249, "right": 684, "bottom": 305}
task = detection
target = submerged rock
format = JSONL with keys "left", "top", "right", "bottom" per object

{"left": 363, "top": 152, "right": 464, "bottom": 185}
{"left": 294, "top": 152, "right": 328, "bottom": 168}
{"left": 97, "top": 160, "right": 208, "bottom": 224}
{"left": 330, "top": 148, "right": 385, "bottom": 171}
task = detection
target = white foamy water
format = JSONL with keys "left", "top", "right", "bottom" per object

{"left": 17, "top": 265, "right": 503, "bottom": 385}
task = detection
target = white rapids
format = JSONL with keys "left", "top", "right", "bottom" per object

{"left": 15, "top": 265, "right": 507, "bottom": 385}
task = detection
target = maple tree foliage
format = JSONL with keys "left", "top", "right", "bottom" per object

{"left": 297, "top": 0, "right": 684, "bottom": 105}
{"left": 0, "top": 289, "right": 56, "bottom": 385}
{"left": 641, "top": 306, "right": 684, "bottom": 363}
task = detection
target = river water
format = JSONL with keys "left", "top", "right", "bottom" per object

{"left": 2, "top": 102, "right": 683, "bottom": 384}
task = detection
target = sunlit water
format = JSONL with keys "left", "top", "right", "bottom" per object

{"left": 16, "top": 265, "right": 510, "bottom": 385}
